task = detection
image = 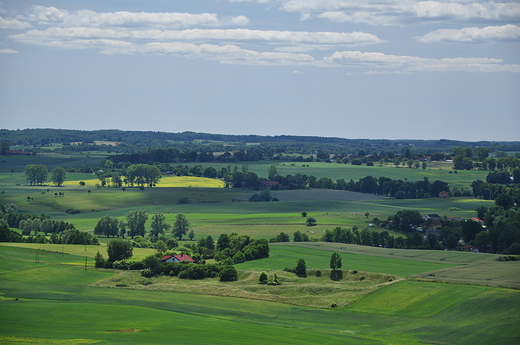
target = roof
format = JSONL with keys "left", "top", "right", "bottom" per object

{"left": 174, "top": 254, "right": 194, "bottom": 262}
{"left": 262, "top": 181, "right": 281, "bottom": 187}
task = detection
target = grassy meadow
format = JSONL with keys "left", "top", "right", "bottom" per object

{"left": 0, "top": 153, "right": 519, "bottom": 344}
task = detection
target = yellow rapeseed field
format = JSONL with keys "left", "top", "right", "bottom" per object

{"left": 63, "top": 175, "right": 225, "bottom": 188}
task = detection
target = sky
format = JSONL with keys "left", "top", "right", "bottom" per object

{"left": 0, "top": 0, "right": 519, "bottom": 142}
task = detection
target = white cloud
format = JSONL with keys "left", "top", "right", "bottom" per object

{"left": 323, "top": 50, "right": 520, "bottom": 72}
{"left": 281, "top": 1, "right": 520, "bottom": 25}
{"left": 9, "top": 27, "right": 382, "bottom": 45}
{"left": 416, "top": 24, "right": 520, "bottom": 43}
{"left": 0, "top": 16, "right": 31, "bottom": 29}
{"left": 0, "top": 48, "right": 17, "bottom": 53}
{"left": 24, "top": 6, "right": 249, "bottom": 28}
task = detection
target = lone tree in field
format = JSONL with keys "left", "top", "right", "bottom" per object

{"left": 330, "top": 252, "right": 342, "bottom": 271}
{"left": 306, "top": 217, "right": 317, "bottom": 226}
{"left": 172, "top": 213, "right": 191, "bottom": 240}
{"left": 107, "top": 239, "right": 133, "bottom": 262}
{"left": 295, "top": 258, "right": 307, "bottom": 277}
{"left": 51, "top": 166, "right": 66, "bottom": 186}
{"left": 301, "top": 211, "right": 307, "bottom": 218}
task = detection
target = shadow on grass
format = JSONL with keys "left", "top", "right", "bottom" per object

{"left": 330, "top": 270, "right": 343, "bottom": 281}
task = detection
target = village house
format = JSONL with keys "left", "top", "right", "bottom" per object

{"left": 161, "top": 254, "right": 195, "bottom": 263}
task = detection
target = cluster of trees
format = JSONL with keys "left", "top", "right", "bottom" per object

{"left": 93, "top": 210, "right": 193, "bottom": 241}
{"left": 24, "top": 165, "right": 48, "bottom": 185}
{"left": 209, "top": 233, "right": 269, "bottom": 264}
{"left": 267, "top": 173, "right": 450, "bottom": 200}
{"left": 471, "top": 206, "right": 520, "bottom": 254}
{"left": 23, "top": 165, "right": 68, "bottom": 186}
{"left": 471, "top": 180, "right": 520, "bottom": 206}
{"left": 96, "top": 163, "right": 161, "bottom": 188}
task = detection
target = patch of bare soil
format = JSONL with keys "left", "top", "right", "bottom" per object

{"left": 236, "top": 189, "right": 387, "bottom": 202}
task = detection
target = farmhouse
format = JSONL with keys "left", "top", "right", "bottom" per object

{"left": 161, "top": 254, "right": 195, "bottom": 263}
{"left": 261, "top": 181, "right": 281, "bottom": 189}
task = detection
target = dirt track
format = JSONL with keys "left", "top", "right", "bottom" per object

{"left": 236, "top": 189, "right": 387, "bottom": 202}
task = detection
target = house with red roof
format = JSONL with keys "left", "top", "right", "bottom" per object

{"left": 161, "top": 254, "right": 195, "bottom": 263}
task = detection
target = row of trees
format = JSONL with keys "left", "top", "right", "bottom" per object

{"left": 23, "top": 165, "right": 67, "bottom": 186}
{"left": 94, "top": 210, "right": 191, "bottom": 240}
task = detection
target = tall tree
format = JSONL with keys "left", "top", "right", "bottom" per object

{"left": 149, "top": 212, "right": 170, "bottom": 238}
{"left": 172, "top": 213, "right": 190, "bottom": 240}
{"left": 51, "top": 166, "right": 66, "bottom": 186}
{"left": 126, "top": 209, "right": 148, "bottom": 238}
{"left": 267, "top": 164, "right": 278, "bottom": 181}
{"left": 295, "top": 258, "right": 307, "bottom": 276}
{"left": 330, "top": 252, "right": 342, "bottom": 271}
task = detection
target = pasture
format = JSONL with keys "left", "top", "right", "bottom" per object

{"left": 1, "top": 244, "right": 519, "bottom": 344}
{"left": 1, "top": 153, "right": 518, "bottom": 344}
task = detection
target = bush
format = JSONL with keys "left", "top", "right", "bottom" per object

{"left": 141, "top": 269, "right": 154, "bottom": 278}
{"left": 112, "top": 260, "right": 130, "bottom": 270}
{"left": 128, "top": 261, "right": 145, "bottom": 270}
{"left": 259, "top": 272, "right": 268, "bottom": 284}
{"left": 65, "top": 209, "right": 81, "bottom": 214}
{"left": 219, "top": 266, "right": 238, "bottom": 282}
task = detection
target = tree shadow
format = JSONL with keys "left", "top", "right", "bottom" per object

{"left": 330, "top": 270, "right": 343, "bottom": 281}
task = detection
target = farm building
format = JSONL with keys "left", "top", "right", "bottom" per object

{"left": 161, "top": 254, "right": 195, "bottom": 263}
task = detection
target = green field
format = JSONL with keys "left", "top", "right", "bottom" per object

{"left": 1, "top": 153, "right": 519, "bottom": 344}
{"left": 1, "top": 244, "right": 519, "bottom": 344}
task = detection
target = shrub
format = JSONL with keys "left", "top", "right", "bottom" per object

{"left": 259, "top": 272, "right": 268, "bottom": 284}
{"left": 141, "top": 269, "right": 154, "bottom": 278}
{"left": 219, "top": 266, "right": 238, "bottom": 282}
{"left": 65, "top": 209, "right": 81, "bottom": 214}
{"left": 112, "top": 260, "right": 130, "bottom": 270}
{"left": 128, "top": 261, "right": 145, "bottom": 270}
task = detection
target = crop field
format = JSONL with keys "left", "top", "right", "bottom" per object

{"left": 62, "top": 175, "right": 226, "bottom": 188}
{"left": 1, "top": 244, "right": 519, "bottom": 344}
{"left": 1, "top": 153, "right": 519, "bottom": 344}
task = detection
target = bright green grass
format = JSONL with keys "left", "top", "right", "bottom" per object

{"left": 0, "top": 302, "right": 375, "bottom": 345}
{"left": 1, "top": 246, "right": 519, "bottom": 344}
{"left": 237, "top": 245, "right": 459, "bottom": 276}
{"left": 0, "top": 243, "right": 156, "bottom": 262}
{"left": 349, "top": 280, "right": 487, "bottom": 317}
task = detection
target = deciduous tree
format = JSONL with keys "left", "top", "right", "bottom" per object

{"left": 330, "top": 252, "right": 342, "bottom": 271}
{"left": 126, "top": 209, "right": 148, "bottom": 238}
{"left": 149, "top": 212, "right": 170, "bottom": 238}
{"left": 172, "top": 213, "right": 190, "bottom": 240}
{"left": 51, "top": 167, "right": 66, "bottom": 186}
{"left": 107, "top": 238, "right": 133, "bottom": 262}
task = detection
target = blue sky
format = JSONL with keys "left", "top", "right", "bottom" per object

{"left": 1, "top": 0, "right": 519, "bottom": 141}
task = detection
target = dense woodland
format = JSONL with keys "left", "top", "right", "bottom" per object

{"left": 2, "top": 128, "right": 520, "bottom": 157}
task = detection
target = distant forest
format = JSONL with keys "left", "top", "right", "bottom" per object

{"left": 1, "top": 128, "right": 519, "bottom": 156}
